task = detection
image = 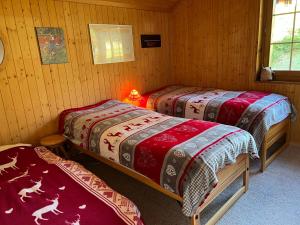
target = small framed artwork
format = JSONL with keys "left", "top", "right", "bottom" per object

{"left": 35, "top": 27, "right": 68, "bottom": 64}
{"left": 89, "top": 24, "right": 135, "bottom": 64}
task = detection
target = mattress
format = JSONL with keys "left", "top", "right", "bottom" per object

{"left": 59, "top": 99, "right": 258, "bottom": 216}
{"left": 141, "top": 85, "right": 295, "bottom": 149}
{"left": 0, "top": 145, "right": 144, "bottom": 225}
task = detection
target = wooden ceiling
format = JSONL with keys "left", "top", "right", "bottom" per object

{"left": 61, "top": 0, "right": 180, "bottom": 11}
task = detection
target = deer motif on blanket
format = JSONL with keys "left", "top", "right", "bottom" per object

{"left": 129, "top": 123, "right": 143, "bottom": 127}
{"left": 193, "top": 99, "right": 204, "bottom": 104}
{"left": 148, "top": 116, "right": 160, "bottom": 120}
{"left": 0, "top": 153, "right": 19, "bottom": 175}
{"left": 143, "top": 118, "right": 151, "bottom": 123}
{"left": 123, "top": 125, "right": 133, "bottom": 132}
{"left": 107, "top": 132, "right": 123, "bottom": 137}
{"left": 65, "top": 214, "right": 81, "bottom": 225}
{"left": 18, "top": 178, "right": 45, "bottom": 202}
{"left": 8, "top": 168, "right": 30, "bottom": 183}
{"left": 103, "top": 139, "right": 115, "bottom": 152}
{"left": 190, "top": 105, "right": 200, "bottom": 114}
{"left": 32, "top": 194, "right": 63, "bottom": 225}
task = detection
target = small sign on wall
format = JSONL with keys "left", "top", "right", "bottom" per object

{"left": 141, "top": 35, "right": 161, "bottom": 48}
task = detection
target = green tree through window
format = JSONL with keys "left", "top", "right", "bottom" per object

{"left": 270, "top": 28, "right": 300, "bottom": 70}
{"left": 269, "top": 0, "right": 300, "bottom": 71}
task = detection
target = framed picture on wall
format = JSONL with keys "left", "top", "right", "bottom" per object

{"left": 89, "top": 24, "right": 135, "bottom": 64}
{"left": 0, "top": 38, "right": 4, "bottom": 64}
{"left": 35, "top": 27, "right": 68, "bottom": 64}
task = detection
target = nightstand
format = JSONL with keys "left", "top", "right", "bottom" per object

{"left": 40, "top": 134, "right": 69, "bottom": 159}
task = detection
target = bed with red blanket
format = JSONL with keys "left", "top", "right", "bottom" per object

{"left": 59, "top": 100, "right": 258, "bottom": 217}
{"left": 0, "top": 145, "right": 144, "bottom": 225}
{"left": 141, "top": 85, "right": 295, "bottom": 150}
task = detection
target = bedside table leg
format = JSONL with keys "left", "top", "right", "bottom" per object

{"left": 51, "top": 148, "right": 59, "bottom": 156}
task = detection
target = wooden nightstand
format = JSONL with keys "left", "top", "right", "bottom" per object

{"left": 40, "top": 134, "right": 69, "bottom": 159}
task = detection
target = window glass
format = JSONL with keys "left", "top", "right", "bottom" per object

{"left": 270, "top": 43, "right": 292, "bottom": 70}
{"left": 294, "top": 13, "right": 300, "bottom": 41}
{"left": 271, "top": 14, "right": 294, "bottom": 43}
{"left": 291, "top": 43, "right": 300, "bottom": 70}
{"left": 266, "top": 0, "right": 300, "bottom": 72}
{"left": 273, "top": 0, "right": 296, "bottom": 14}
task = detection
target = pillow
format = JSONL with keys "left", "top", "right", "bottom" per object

{"left": 0, "top": 144, "right": 32, "bottom": 152}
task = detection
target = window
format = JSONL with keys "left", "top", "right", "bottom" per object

{"left": 262, "top": 0, "right": 300, "bottom": 81}
{"left": 89, "top": 24, "right": 135, "bottom": 65}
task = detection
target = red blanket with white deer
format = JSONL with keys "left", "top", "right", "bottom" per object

{"left": 141, "top": 85, "right": 295, "bottom": 149}
{"left": 59, "top": 100, "right": 258, "bottom": 216}
{"left": 0, "top": 145, "right": 144, "bottom": 225}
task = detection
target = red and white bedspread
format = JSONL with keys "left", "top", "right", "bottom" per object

{"left": 59, "top": 100, "right": 258, "bottom": 216}
{"left": 142, "top": 85, "right": 296, "bottom": 149}
{"left": 0, "top": 145, "right": 144, "bottom": 225}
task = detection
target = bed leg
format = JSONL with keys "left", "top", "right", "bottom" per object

{"left": 260, "top": 140, "right": 267, "bottom": 172}
{"left": 191, "top": 214, "right": 200, "bottom": 225}
{"left": 59, "top": 145, "right": 70, "bottom": 159}
{"left": 243, "top": 156, "right": 250, "bottom": 192}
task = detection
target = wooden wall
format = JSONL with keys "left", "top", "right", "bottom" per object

{"left": 0, "top": 0, "right": 170, "bottom": 145}
{"left": 170, "top": 0, "right": 300, "bottom": 143}
{"left": 1, "top": 0, "right": 299, "bottom": 145}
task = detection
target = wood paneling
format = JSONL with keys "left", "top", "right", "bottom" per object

{"left": 0, "top": 0, "right": 170, "bottom": 145}
{"left": 1, "top": 0, "right": 300, "bottom": 146}
{"left": 170, "top": 0, "right": 300, "bottom": 144}
{"left": 59, "top": 0, "right": 180, "bottom": 11}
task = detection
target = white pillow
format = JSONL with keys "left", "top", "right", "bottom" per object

{"left": 0, "top": 144, "right": 32, "bottom": 152}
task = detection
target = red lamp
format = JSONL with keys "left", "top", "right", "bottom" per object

{"left": 128, "top": 89, "right": 141, "bottom": 101}
{"left": 124, "top": 89, "right": 141, "bottom": 106}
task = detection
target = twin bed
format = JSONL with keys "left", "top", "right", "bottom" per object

{"left": 59, "top": 99, "right": 258, "bottom": 224}
{"left": 2, "top": 85, "right": 294, "bottom": 225}
{"left": 141, "top": 85, "right": 295, "bottom": 171}
{"left": 0, "top": 145, "right": 144, "bottom": 225}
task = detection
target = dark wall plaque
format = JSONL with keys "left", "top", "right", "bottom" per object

{"left": 141, "top": 35, "right": 161, "bottom": 48}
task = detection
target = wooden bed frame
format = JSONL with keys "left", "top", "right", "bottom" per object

{"left": 260, "top": 118, "right": 290, "bottom": 172}
{"left": 71, "top": 144, "right": 249, "bottom": 225}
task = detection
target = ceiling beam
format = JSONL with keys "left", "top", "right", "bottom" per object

{"left": 56, "top": 0, "right": 173, "bottom": 12}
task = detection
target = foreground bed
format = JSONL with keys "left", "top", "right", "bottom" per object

{"left": 0, "top": 145, "right": 144, "bottom": 225}
{"left": 142, "top": 85, "right": 295, "bottom": 171}
{"left": 59, "top": 100, "right": 258, "bottom": 225}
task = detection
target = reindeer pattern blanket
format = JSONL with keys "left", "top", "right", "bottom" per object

{"left": 0, "top": 146, "right": 144, "bottom": 225}
{"left": 60, "top": 100, "right": 258, "bottom": 216}
{"left": 142, "top": 85, "right": 295, "bottom": 149}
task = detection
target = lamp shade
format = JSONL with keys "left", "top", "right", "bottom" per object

{"left": 128, "top": 89, "right": 141, "bottom": 101}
